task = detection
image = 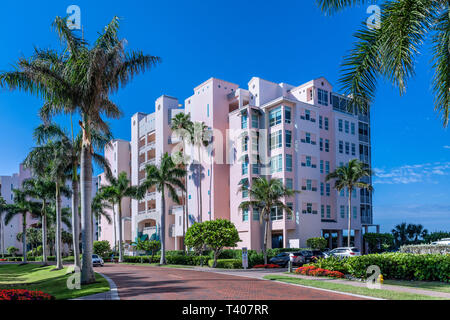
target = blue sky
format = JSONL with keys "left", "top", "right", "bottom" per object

{"left": 0, "top": 1, "right": 449, "bottom": 233}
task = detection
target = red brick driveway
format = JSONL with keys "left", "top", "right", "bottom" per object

{"left": 97, "top": 264, "right": 368, "bottom": 300}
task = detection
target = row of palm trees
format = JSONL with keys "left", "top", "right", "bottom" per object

{"left": 0, "top": 16, "right": 159, "bottom": 284}
{"left": 239, "top": 159, "right": 373, "bottom": 264}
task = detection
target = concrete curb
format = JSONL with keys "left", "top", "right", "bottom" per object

{"left": 98, "top": 272, "right": 120, "bottom": 300}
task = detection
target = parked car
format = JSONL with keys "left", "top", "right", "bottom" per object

{"left": 269, "top": 252, "right": 291, "bottom": 267}
{"left": 92, "top": 254, "right": 104, "bottom": 267}
{"left": 324, "top": 247, "right": 361, "bottom": 258}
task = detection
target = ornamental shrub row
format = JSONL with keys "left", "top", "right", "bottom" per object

{"left": 123, "top": 255, "right": 211, "bottom": 266}
{"left": 208, "top": 259, "right": 242, "bottom": 269}
{"left": 311, "top": 253, "right": 450, "bottom": 282}
{"left": 295, "top": 266, "right": 345, "bottom": 279}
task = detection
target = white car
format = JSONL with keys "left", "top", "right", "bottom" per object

{"left": 432, "top": 238, "right": 450, "bottom": 245}
{"left": 325, "top": 247, "right": 361, "bottom": 258}
{"left": 92, "top": 254, "right": 104, "bottom": 267}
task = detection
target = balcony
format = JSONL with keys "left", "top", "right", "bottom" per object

{"left": 139, "top": 142, "right": 156, "bottom": 154}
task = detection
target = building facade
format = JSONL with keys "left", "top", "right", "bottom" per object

{"left": 98, "top": 76, "right": 375, "bottom": 252}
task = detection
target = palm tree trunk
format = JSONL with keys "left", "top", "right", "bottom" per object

{"left": 347, "top": 192, "right": 352, "bottom": 248}
{"left": 80, "top": 138, "right": 96, "bottom": 284}
{"left": 197, "top": 147, "right": 203, "bottom": 223}
{"left": 160, "top": 190, "right": 166, "bottom": 265}
{"left": 263, "top": 209, "right": 269, "bottom": 265}
{"left": 72, "top": 180, "right": 81, "bottom": 269}
{"left": 55, "top": 184, "right": 63, "bottom": 270}
{"left": 42, "top": 202, "right": 48, "bottom": 266}
{"left": 118, "top": 199, "right": 124, "bottom": 263}
{"left": 112, "top": 203, "right": 117, "bottom": 254}
{"left": 22, "top": 214, "right": 27, "bottom": 264}
{"left": 0, "top": 215, "right": 4, "bottom": 258}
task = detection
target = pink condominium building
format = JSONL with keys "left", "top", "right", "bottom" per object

{"left": 98, "top": 76, "right": 375, "bottom": 252}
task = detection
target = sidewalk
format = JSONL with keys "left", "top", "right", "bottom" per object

{"left": 191, "top": 267, "right": 450, "bottom": 299}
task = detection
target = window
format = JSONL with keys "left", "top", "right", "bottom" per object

{"left": 326, "top": 205, "right": 331, "bottom": 218}
{"left": 242, "top": 156, "right": 249, "bottom": 175}
{"left": 285, "top": 106, "right": 292, "bottom": 124}
{"left": 305, "top": 110, "right": 311, "bottom": 121}
{"left": 319, "top": 116, "right": 323, "bottom": 129}
{"left": 242, "top": 136, "right": 248, "bottom": 152}
{"left": 340, "top": 189, "right": 345, "bottom": 197}
{"left": 325, "top": 161, "right": 330, "bottom": 174}
{"left": 253, "top": 160, "right": 260, "bottom": 175}
{"left": 352, "top": 143, "right": 356, "bottom": 156}
{"left": 253, "top": 208, "right": 260, "bottom": 221}
{"left": 326, "top": 184, "right": 331, "bottom": 196}
{"left": 339, "top": 141, "right": 344, "bottom": 153}
{"left": 286, "top": 178, "right": 293, "bottom": 190}
{"left": 353, "top": 207, "right": 357, "bottom": 219}
{"left": 242, "top": 187, "right": 249, "bottom": 198}
{"left": 324, "top": 117, "right": 329, "bottom": 131}
{"left": 306, "top": 156, "right": 312, "bottom": 167}
{"left": 287, "top": 203, "right": 294, "bottom": 220}
{"left": 318, "top": 88, "right": 329, "bottom": 105}
{"left": 286, "top": 154, "right": 293, "bottom": 172}
{"left": 345, "top": 121, "right": 349, "bottom": 133}
{"left": 270, "top": 130, "right": 283, "bottom": 150}
{"left": 252, "top": 137, "right": 259, "bottom": 152}
{"left": 320, "top": 183, "right": 324, "bottom": 196}
{"left": 271, "top": 155, "right": 283, "bottom": 173}
{"left": 307, "top": 179, "right": 312, "bottom": 190}
{"left": 269, "top": 107, "right": 282, "bottom": 127}
{"left": 325, "top": 139, "right": 330, "bottom": 152}
{"left": 305, "top": 132, "right": 311, "bottom": 144}
{"left": 243, "top": 209, "right": 249, "bottom": 221}
{"left": 241, "top": 111, "right": 248, "bottom": 129}
{"left": 340, "top": 205, "right": 345, "bottom": 218}
{"left": 207, "top": 104, "right": 210, "bottom": 118}
{"left": 286, "top": 130, "right": 292, "bottom": 148}
{"left": 252, "top": 113, "right": 259, "bottom": 128}
{"left": 351, "top": 122, "right": 356, "bottom": 135}
{"left": 271, "top": 206, "right": 283, "bottom": 221}
{"left": 321, "top": 205, "right": 325, "bottom": 218}
{"left": 320, "top": 160, "right": 324, "bottom": 173}
{"left": 338, "top": 119, "right": 343, "bottom": 132}
{"left": 320, "top": 138, "right": 323, "bottom": 151}
{"left": 345, "top": 142, "right": 350, "bottom": 155}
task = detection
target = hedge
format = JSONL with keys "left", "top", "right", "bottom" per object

{"left": 311, "top": 253, "right": 450, "bottom": 282}
{"left": 208, "top": 259, "right": 242, "bottom": 269}
{"left": 123, "top": 255, "right": 210, "bottom": 266}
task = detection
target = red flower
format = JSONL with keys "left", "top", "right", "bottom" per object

{"left": 0, "top": 289, "right": 55, "bottom": 301}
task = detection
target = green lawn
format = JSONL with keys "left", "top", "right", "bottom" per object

{"left": 384, "top": 280, "right": 450, "bottom": 294}
{"left": 264, "top": 275, "right": 446, "bottom": 300}
{"left": 0, "top": 264, "right": 110, "bottom": 300}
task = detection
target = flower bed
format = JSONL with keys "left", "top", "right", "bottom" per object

{"left": 253, "top": 264, "right": 281, "bottom": 269}
{"left": 0, "top": 289, "right": 55, "bottom": 301}
{"left": 295, "top": 266, "right": 345, "bottom": 279}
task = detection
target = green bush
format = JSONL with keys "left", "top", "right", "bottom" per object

{"left": 123, "top": 255, "right": 210, "bottom": 266}
{"left": 306, "top": 238, "right": 328, "bottom": 251}
{"left": 311, "top": 253, "right": 450, "bottom": 282}
{"left": 93, "top": 241, "right": 111, "bottom": 257}
{"left": 208, "top": 259, "right": 242, "bottom": 269}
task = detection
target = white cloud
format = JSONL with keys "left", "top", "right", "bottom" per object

{"left": 373, "top": 162, "right": 450, "bottom": 185}
{"left": 444, "top": 146, "right": 450, "bottom": 150}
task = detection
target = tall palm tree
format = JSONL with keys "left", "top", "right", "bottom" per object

{"left": 32, "top": 123, "right": 111, "bottom": 269}
{"left": 238, "top": 177, "right": 298, "bottom": 265}
{"left": 97, "top": 171, "right": 145, "bottom": 263}
{"left": 142, "top": 153, "right": 186, "bottom": 265}
{"left": 22, "top": 178, "right": 56, "bottom": 266}
{"left": 392, "top": 222, "right": 409, "bottom": 247}
{"left": 4, "top": 189, "right": 40, "bottom": 264}
{"left": 0, "top": 16, "right": 160, "bottom": 284}
{"left": 171, "top": 113, "right": 194, "bottom": 250}
{"left": 317, "top": 0, "right": 450, "bottom": 127}
{"left": 326, "top": 159, "right": 374, "bottom": 247}
{"left": 192, "top": 121, "right": 211, "bottom": 223}
{"left": 0, "top": 197, "right": 6, "bottom": 258}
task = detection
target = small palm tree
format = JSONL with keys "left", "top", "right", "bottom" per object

{"left": 392, "top": 222, "right": 409, "bottom": 247}
{"left": 0, "top": 197, "right": 7, "bottom": 258}
{"left": 317, "top": 0, "right": 450, "bottom": 127}
{"left": 238, "top": 177, "right": 298, "bottom": 265}
{"left": 5, "top": 189, "right": 40, "bottom": 264}
{"left": 142, "top": 153, "right": 186, "bottom": 265}
{"left": 22, "top": 178, "right": 55, "bottom": 265}
{"left": 326, "top": 159, "right": 373, "bottom": 247}
{"left": 171, "top": 113, "right": 194, "bottom": 250}
{"left": 97, "top": 171, "right": 145, "bottom": 263}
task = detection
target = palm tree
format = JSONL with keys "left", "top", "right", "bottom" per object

{"left": 32, "top": 123, "right": 111, "bottom": 269}
{"left": 171, "top": 113, "right": 194, "bottom": 250}
{"left": 392, "top": 222, "right": 409, "bottom": 247}
{"left": 0, "top": 197, "right": 7, "bottom": 258}
{"left": 192, "top": 121, "right": 211, "bottom": 222}
{"left": 22, "top": 178, "right": 55, "bottom": 265}
{"left": 142, "top": 153, "right": 186, "bottom": 265}
{"left": 317, "top": 0, "right": 450, "bottom": 127}
{"left": 97, "top": 171, "right": 145, "bottom": 263}
{"left": 5, "top": 189, "right": 40, "bottom": 264}
{"left": 326, "top": 159, "right": 373, "bottom": 247}
{"left": 46, "top": 206, "right": 73, "bottom": 256}
{"left": 238, "top": 177, "right": 298, "bottom": 265}
{"left": 0, "top": 16, "right": 160, "bottom": 284}
{"left": 406, "top": 223, "right": 429, "bottom": 244}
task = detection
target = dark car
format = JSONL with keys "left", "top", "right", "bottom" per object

{"left": 269, "top": 252, "right": 290, "bottom": 267}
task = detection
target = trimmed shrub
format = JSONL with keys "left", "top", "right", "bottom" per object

{"left": 208, "top": 259, "right": 242, "bottom": 269}
{"left": 306, "top": 238, "right": 328, "bottom": 251}
{"left": 93, "top": 241, "right": 111, "bottom": 257}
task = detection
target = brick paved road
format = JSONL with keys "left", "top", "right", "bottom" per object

{"left": 97, "top": 264, "right": 369, "bottom": 300}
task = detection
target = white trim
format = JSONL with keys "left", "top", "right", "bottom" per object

{"left": 98, "top": 273, "right": 120, "bottom": 300}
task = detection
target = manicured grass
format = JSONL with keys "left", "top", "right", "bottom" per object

{"left": 264, "top": 275, "right": 445, "bottom": 300}
{"left": 0, "top": 264, "right": 110, "bottom": 300}
{"left": 384, "top": 280, "right": 450, "bottom": 294}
